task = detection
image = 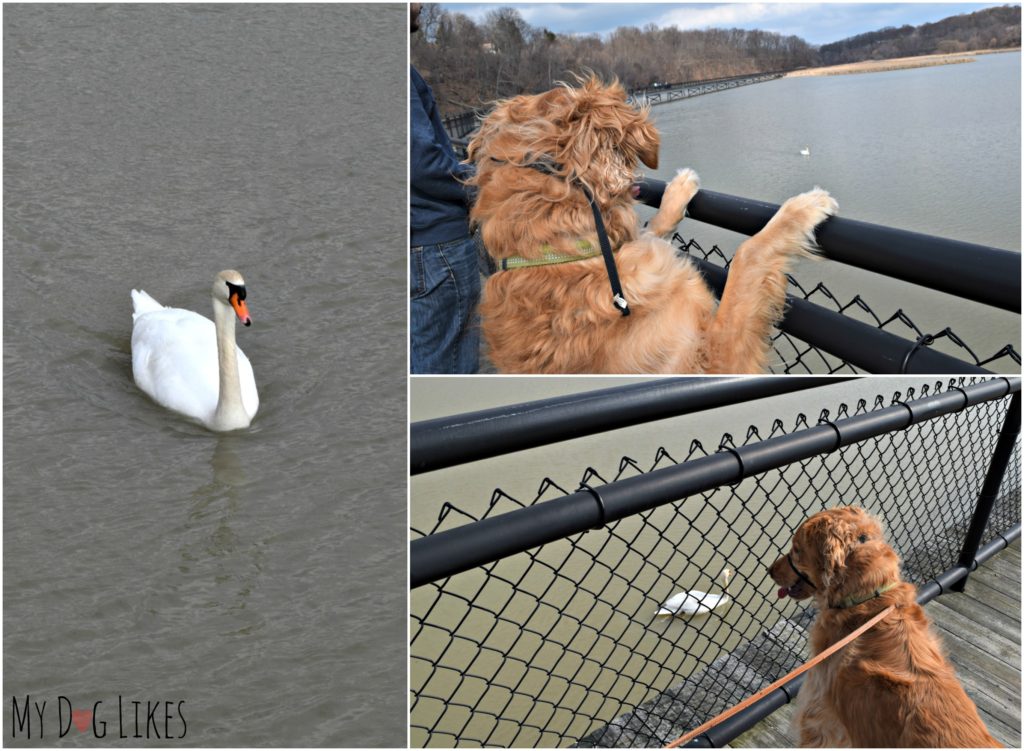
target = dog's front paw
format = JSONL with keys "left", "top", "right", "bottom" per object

{"left": 780, "top": 187, "right": 838, "bottom": 230}
{"left": 649, "top": 168, "right": 700, "bottom": 237}
{"left": 667, "top": 167, "right": 700, "bottom": 205}
{"left": 775, "top": 187, "right": 838, "bottom": 257}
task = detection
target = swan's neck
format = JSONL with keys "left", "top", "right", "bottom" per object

{"left": 211, "top": 300, "right": 250, "bottom": 431}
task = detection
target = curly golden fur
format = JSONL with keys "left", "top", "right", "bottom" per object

{"left": 466, "top": 76, "right": 838, "bottom": 373}
{"left": 769, "top": 506, "right": 1001, "bottom": 747}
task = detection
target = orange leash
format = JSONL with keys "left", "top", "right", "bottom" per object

{"left": 664, "top": 604, "right": 897, "bottom": 748}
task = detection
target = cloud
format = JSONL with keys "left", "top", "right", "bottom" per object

{"left": 440, "top": 3, "right": 1023, "bottom": 45}
{"left": 654, "top": 3, "right": 817, "bottom": 33}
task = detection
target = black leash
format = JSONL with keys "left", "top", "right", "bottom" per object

{"left": 577, "top": 181, "right": 630, "bottom": 316}
{"left": 499, "top": 157, "right": 630, "bottom": 317}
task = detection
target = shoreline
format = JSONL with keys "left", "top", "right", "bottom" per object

{"left": 785, "top": 47, "right": 1020, "bottom": 77}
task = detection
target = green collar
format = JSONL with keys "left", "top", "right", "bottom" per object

{"left": 499, "top": 240, "right": 600, "bottom": 270}
{"left": 832, "top": 581, "right": 899, "bottom": 609}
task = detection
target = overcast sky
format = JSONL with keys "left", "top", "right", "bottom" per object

{"left": 439, "top": 3, "right": 1018, "bottom": 46}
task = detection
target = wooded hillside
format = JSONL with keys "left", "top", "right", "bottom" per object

{"left": 820, "top": 5, "right": 1020, "bottom": 63}
{"left": 411, "top": 4, "right": 1021, "bottom": 115}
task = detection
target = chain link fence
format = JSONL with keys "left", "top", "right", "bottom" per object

{"left": 410, "top": 378, "right": 1020, "bottom": 747}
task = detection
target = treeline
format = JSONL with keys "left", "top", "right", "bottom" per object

{"left": 820, "top": 5, "right": 1021, "bottom": 64}
{"left": 412, "top": 4, "right": 1021, "bottom": 115}
{"left": 412, "top": 5, "right": 816, "bottom": 113}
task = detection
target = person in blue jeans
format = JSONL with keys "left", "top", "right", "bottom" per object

{"left": 410, "top": 5, "right": 480, "bottom": 374}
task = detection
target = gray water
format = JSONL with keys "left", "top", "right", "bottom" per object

{"left": 644, "top": 51, "right": 1021, "bottom": 367}
{"left": 4, "top": 4, "right": 407, "bottom": 746}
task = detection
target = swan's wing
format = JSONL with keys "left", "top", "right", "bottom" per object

{"left": 657, "top": 591, "right": 729, "bottom": 616}
{"left": 687, "top": 593, "right": 730, "bottom": 614}
{"left": 660, "top": 593, "right": 686, "bottom": 610}
{"left": 131, "top": 307, "right": 220, "bottom": 423}
{"left": 131, "top": 289, "right": 165, "bottom": 320}
{"left": 656, "top": 592, "right": 688, "bottom": 615}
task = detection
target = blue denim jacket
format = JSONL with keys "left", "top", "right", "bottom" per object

{"left": 410, "top": 65, "right": 474, "bottom": 247}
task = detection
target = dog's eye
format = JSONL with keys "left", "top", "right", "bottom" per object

{"left": 858, "top": 534, "right": 868, "bottom": 543}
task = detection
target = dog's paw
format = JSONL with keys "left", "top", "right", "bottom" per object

{"left": 648, "top": 168, "right": 700, "bottom": 237}
{"left": 781, "top": 187, "right": 838, "bottom": 229}
{"left": 667, "top": 168, "right": 700, "bottom": 203}
{"left": 769, "top": 188, "right": 838, "bottom": 259}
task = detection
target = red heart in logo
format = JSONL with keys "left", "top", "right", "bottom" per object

{"left": 71, "top": 709, "right": 92, "bottom": 733}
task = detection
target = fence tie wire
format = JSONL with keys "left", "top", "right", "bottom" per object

{"left": 816, "top": 413, "right": 843, "bottom": 454}
{"left": 577, "top": 482, "right": 609, "bottom": 530}
{"left": 900, "top": 332, "right": 937, "bottom": 373}
{"left": 719, "top": 446, "right": 746, "bottom": 485}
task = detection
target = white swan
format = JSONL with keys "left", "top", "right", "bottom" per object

{"left": 800, "top": 146, "right": 811, "bottom": 156}
{"left": 131, "top": 270, "right": 259, "bottom": 431}
{"left": 656, "top": 568, "right": 732, "bottom": 616}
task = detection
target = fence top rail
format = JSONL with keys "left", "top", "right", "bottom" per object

{"left": 411, "top": 376, "right": 856, "bottom": 475}
{"left": 411, "top": 377, "right": 1020, "bottom": 588}
{"left": 637, "top": 179, "right": 1021, "bottom": 314}
{"left": 686, "top": 255, "right": 1000, "bottom": 374}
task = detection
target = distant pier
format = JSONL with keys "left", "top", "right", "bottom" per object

{"left": 628, "top": 71, "right": 785, "bottom": 107}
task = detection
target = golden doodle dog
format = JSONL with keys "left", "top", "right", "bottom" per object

{"left": 769, "top": 506, "right": 1000, "bottom": 747}
{"left": 466, "top": 76, "right": 837, "bottom": 374}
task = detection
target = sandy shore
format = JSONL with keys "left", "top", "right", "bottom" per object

{"left": 786, "top": 48, "right": 1019, "bottom": 77}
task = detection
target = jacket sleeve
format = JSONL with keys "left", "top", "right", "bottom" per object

{"left": 410, "top": 82, "right": 473, "bottom": 205}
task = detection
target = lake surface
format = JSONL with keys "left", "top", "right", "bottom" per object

{"left": 4, "top": 4, "right": 407, "bottom": 746}
{"left": 643, "top": 51, "right": 1021, "bottom": 368}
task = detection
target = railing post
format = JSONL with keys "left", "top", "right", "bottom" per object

{"left": 951, "top": 389, "right": 1021, "bottom": 592}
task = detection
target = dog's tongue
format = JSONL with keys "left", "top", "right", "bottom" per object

{"left": 777, "top": 587, "right": 790, "bottom": 599}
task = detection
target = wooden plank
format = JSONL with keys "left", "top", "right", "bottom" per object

{"left": 972, "top": 555, "right": 1021, "bottom": 601}
{"left": 957, "top": 576, "right": 1021, "bottom": 624}
{"left": 976, "top": 710, "right": 1020, "bottom": 749}
{"left": 728, "top": 703, "right": 795, "bottom": 748}
{"left": 928, "top": 599, "right": 1021, "bottom": 670}
{"left": 930, "top": 605, "right": 1021, "bottom": 673}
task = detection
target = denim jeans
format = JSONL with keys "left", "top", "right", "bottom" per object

{"left": 410, "top": 235, "right": 481, "bottom": 374}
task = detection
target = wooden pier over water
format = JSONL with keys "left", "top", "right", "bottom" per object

{"left": 628, "top": 72, "right": 784, "bottom": 107}
{"left": 731, "top": 540, "right": 1021, "bottom": 748}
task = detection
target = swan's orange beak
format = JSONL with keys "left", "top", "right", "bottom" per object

{"left": 230, "top": 293, "right": 252, "bottom": 327}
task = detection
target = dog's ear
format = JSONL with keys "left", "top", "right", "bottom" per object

{"left": 613, "top": 97, "right": 659, "bottom": 170}
{"left": 627, "top": 118, "right": 660, "bottom": 169}
{"left": 817, "top": 518, "right": 854, "bottom": 591}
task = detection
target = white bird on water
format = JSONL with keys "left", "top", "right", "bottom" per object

{"left": 131, "top": 270, "right": 259, "bottom": 432}
{"left": 656, "top": 568, "right": 733, "bottom": 616}
{"left": 800, "top": 146, "right": 811, "bottom": 156}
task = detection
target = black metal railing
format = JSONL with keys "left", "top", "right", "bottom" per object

{"left": 443, "top": 109, "right": 482, "bottom": 144}
{"left": 639, "top": 180, "right": 1020, "bottom": 375}
{"left": 410, "top": 377, "right": 1021, "bottom": 747}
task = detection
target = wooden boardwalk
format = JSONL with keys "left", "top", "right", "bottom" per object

{"left": 730, "top": 540, "right": 1021, "bottom": 748}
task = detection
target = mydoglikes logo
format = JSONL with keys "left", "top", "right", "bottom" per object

{"left": 10, "top": 696, "right": 187, "bottom": 740}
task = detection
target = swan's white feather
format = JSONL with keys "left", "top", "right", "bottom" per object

{"left": 131, "top": 290, "right": 258, "bottom": 428}
{"left": 656, "top": 590, "right": 730, "bottom": 616}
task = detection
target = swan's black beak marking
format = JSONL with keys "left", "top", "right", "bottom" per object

{"left": 226, "top": 281, "right": 252, "bottom": 326}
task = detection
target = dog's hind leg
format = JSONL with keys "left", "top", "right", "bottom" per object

{"left": 647, "top": 168, "right": 700, "bottom": 238}
{"left": 704, "top": 188, "right": 837, "bottom": 373}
